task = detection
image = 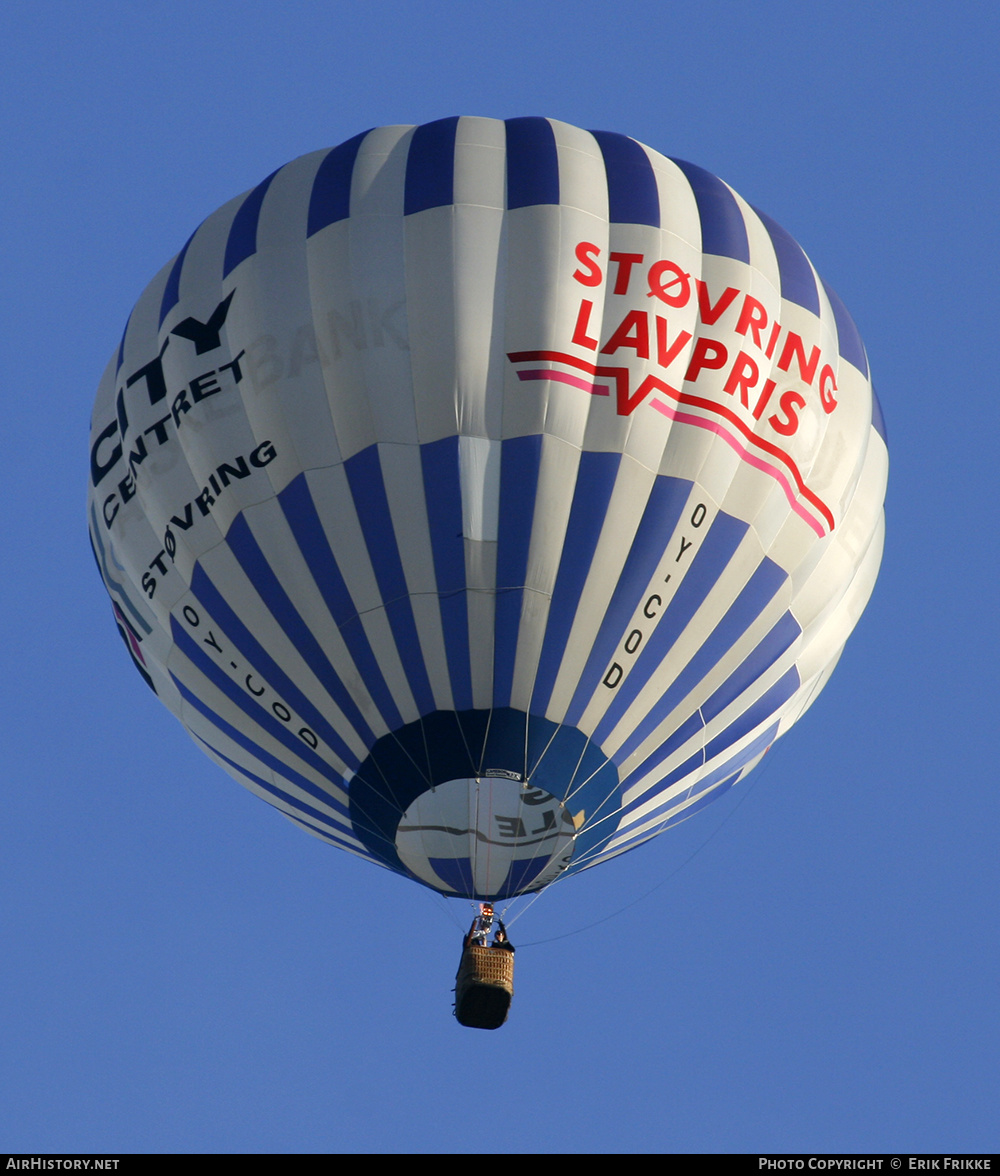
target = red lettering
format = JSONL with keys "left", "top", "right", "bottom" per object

{"left": 655, "top": 318, "right": 692, "bottom": 369}
{"left": 819, "top": 364, "right": 838, "bottom": 413}
{"left": 768, "top": 389, "right": 806, "bottom": 436}
{"left": 684, "top": 337, "right": 728, "bottom": 382}
{"left": 609, "top": 252, "right": 644, "bottom": 295}
{"left": 573, "top": 242, "right": 602, "bottom": 287}
{"left": 617, "top": 373, "right": 661, "bottom": 416}
{"left": 735, "top": 296, "right": 768, "bottom": 348}
{"left": 600, "top": 310, "right": 649, "bottom": 359}
{"left": 765, "top": 320, "right": 781, "bottom": 359}
{"left": 572, "top": 299, "right": 599, "bottom": 350}
{"left": 696, "top": 281, "right": 739, "bottom": 325}
{"left": 723, "top": 350, "right": 759, "bottom": 408}
{"left": 646, "top": 260, "right": 691, "bottom": 307}
{"left": 752, "top": 378, "right": 777, "bottom": 420}
{"left": 778, "top": 332, "right": 821, "bottom": 385}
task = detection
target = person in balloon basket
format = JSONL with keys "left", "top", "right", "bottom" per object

{"left": 493, "top": 921, "right": 514, "bottom": 953}
{"left": 463, "top": 903, "right": 515, "bottom": 952}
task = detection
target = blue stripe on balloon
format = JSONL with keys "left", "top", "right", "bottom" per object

{"left": 493, "top": 435, "right": 543, "bottom": 707}
{"left": 611, "top": 557, "right": 787, "bottom": 765}
{"left": 613, "top": 708, "right": 706, "bottom": 803}
{"left": 753, "top": 207, "right": 820, "bottom": 314}
{"left": 820, "top": 277, "right": 869, "bottom": 379}
{"left": 223, "top": 514, "right": 377, "bottom": 746}
{"left": 172, "top": 675, "right": 351, "bottom": 821}
{"left": 428, "top": 856, "right": 475, "bottom": 895}
{"left": 670, "top": 158, "right": 750, "bottom": 263}
{"left": 187, "top": 564, "right": 363, "bottom": 768}
{"left": 646, "top": 768, "right": 743, "bottom": 830}
{"left": 636, "top": 745, "right": 707, "bottom": 810}
{"left": 619, "top": 654, "right": 799, "bottom": 796}
{"left": 307, "top": 130, "right": 369, "bottom": 236}
{"left": 158, "top": 230, "right": 196, "bottom": 327}
{"left": 223, "top": 167, "right": 280, "bottom": 278}
{"left": 278, "top": 474, "right": 403, "bottom": 730}
{"left": 617, "top": 721, "right": 777, "bottom": 831}
{"left": 530, "top": 450, "right": 622, "bottom": 716}
{"left": 564, "top": 475, "right": 691, "bottom": 726}
{"left": 193, "top": 731, "right": 363, "bottom": 850}
{"left": 169, "top": 619, "right": 358, "bottom": 792}
{"left": 617, "top": 616, "right": 798, "bottom": 791}
{"left": 115, "top": 310, "right": 133, "bottom": 374}
{"left": 420, "top": 437, "right": 473, "bottom": 711}
{"left": 404, "top": 117, "right": 460, "bottom": 215}
{"left": 501, "top": 856, "right": 552, "bottom": 895}
{"left": 871, "top": 387, "right": 887, "bottom": 444}
{"left": 282, "top": 810, "right": 376, "bottom": 856}
{"left": 705, "top": 666, "right": 798, "bottom": 756}
{"left": 590, "top": 130, "right": 660, "bottom": 227}
{"left": 505, "top": 117, "right": 559, "bottom": 209}
{"left": 591, "top": 513, "right": 754, "bottom": 748}
{"left": 701, "top": 611, "right": 800, "bottom": 722}
{"left": 344, "top": 446, "right": 436, "bottom": 715}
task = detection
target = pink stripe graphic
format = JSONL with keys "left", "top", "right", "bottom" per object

{"left": 516, "top": 369, "right": 610, "bottom": 396}
{"left": 649, "top": 398, "right": 825, "bottom": 537}
{"left": 113, "top": 601, "right": 147, "bottom": 662}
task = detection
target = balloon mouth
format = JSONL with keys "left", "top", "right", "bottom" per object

{"left": 347, "top": 707, "right": 622, "bottom": 896}
{"left": 394, "top": 777, "right": 579, "bottom": 899}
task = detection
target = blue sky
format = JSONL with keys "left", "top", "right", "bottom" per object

{"left": 2, "top": 0, "right": 997, "bottom": 1154}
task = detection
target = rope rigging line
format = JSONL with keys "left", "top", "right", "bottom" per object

{"left": 503, "top": 736, "right": 783, "bottom": 944}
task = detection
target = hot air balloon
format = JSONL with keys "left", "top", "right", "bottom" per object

{"left": 89, "top": 117, "right": 887, "bottom": 917}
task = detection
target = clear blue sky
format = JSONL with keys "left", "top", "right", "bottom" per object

{"left": 2, "top": 0, "right": 997, "bottom": 1154}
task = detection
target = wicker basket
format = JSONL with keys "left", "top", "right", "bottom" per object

{"left": 454, "top": 945, "right": 515, "bottom": 1030}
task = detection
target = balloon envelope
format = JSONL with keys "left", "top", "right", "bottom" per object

{"left": 88, "top": 117, "right": 887, "bottom": 900}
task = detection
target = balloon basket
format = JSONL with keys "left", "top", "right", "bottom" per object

{"left": 454, "top": 945, "right": 515, "bottom": 1030}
